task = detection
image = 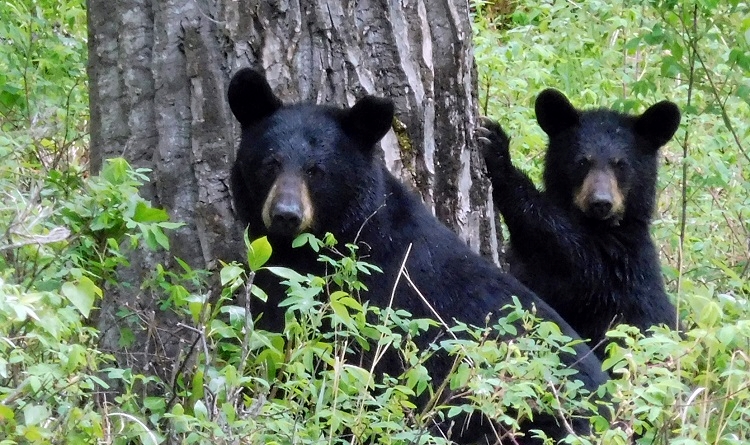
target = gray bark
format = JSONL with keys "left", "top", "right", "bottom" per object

{"left": 88, "top": 0, "right": 500, "bottom": 378}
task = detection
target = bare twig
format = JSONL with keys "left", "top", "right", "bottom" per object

{"left": 0, "top": 227, "right": 70, "bottom": 251}
{"left": 548, "top": 380, "right": 578, "bottom": 438}
{"left": 367, "top": 243, "right": 413, "bottom": 379}
{"left": 107, "top": 412, "right": 159, "bottom": 445}
{"left": 238, "top": 271, "right": 257, "bottom": 373}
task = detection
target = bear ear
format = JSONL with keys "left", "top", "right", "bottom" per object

{"left": 227, "top": 68, "right": 283, "bottom": 128}
{"left": 634, "top": 100, "right": 681, "bottom": 148}
{"left": 342, "top": 95, "right": 395, "bottom": 148}
{"left": 535, "top": 89, "right": 580, "bottom": 137}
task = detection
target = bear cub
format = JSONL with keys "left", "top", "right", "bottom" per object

{"left": 478, "top": 89, "right": 681, "bottom": 359}
{"left": 228, "top": 69, "right": 608, "bottom": 443}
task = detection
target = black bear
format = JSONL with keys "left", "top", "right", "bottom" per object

{"left": 478, "top": 89, "right": 681, "bottom": 360}
{"left": 228, "top": 69, "right": 608, "bottom": 443}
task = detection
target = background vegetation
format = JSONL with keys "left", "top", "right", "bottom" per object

{"left": 0, "top": 0, "right": 747, "bottom": 443}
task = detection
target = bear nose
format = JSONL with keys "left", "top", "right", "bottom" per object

{"left": 589, "top": 197, "right": 613, "bottom": 220}
{"left": 270, "top": 202, "right": 303, "bottom": 235}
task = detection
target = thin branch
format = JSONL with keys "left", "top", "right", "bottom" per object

{"left": 107, "top": 412, "right": 159, "bottom": 445}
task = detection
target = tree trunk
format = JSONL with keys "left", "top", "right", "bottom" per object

{"left": 88, "top": 0, "right": 500, "bottom": 378}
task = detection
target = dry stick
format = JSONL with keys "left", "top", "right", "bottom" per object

{"left": 351, "top": 208, "right": 493, "bottom": 440}
{"left": 353, "top": 199, "right": 389, "bottom": 246}
{"left": 327, "top": 341, "right": 346, "bottom": 445}
{"left": 402, "top": 271, "right": 460, "bottom": 341}
{"left": 707, "top": 188, "right": 746, "bottom": 263}
{"left": 56, "top": 76, "right": 82, "bottom": 168}
{"left": 356, "top": 243, "right": 461, "bottom": 443}
{"left": 674, "top": 7, "right": 709, "bottom": 433}
{"left": 0, "top": 379, "right": 30, "bottom": 407}
{"left": 172, "top": 322, "right": 210, "bottom": 414}
{"left": 402, "top": 266, "right": 592, "bottom": 443}
{"left": 400, "top": 265, "right": 495, "bottom": 440}
{"left": 548, "top": 381, "right": 578, "bottom": 438}
{"left": 102, "top": 394, "right": 112, "bottom": 444}
{"left": 685, "top": 19, "right": 750, "bottom": 276}
{"left": 0, "top": 227, "right": 70, "bottom": 251}
{"left": 107, "top": 412, "right": 159, "bottom": 445}
{"left": 239, "top": 271, "right": 256, "bottom": 375}
{"left": 366, "top": 243, "right": 413, "bottom": 382}
{"left": 348, "top": 243, "right": 414, "bottom": 443}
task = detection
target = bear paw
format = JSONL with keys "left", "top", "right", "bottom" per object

{"left": 476, "top": 117, "right": 512, "bottom": 177}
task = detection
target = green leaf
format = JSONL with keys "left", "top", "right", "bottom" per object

{"left": 118, "top": 327, "right": 136, "bottom": 348}
{"left": 61, "top": 277, "right": 101, "bottom": 318}
{"left": 193, "top": 400, "right": 208, "bottom": 420}
{"left": 220, "top": 264, "right": 245, "bottom": 287}
{"left": 247, "top": 236, "right": 273, "bottom": 271}
{"left": 717, "top": 325, "right": 736, "bottom": 345}
{"left": 190, "top": 370, "right": 205, "bottom": 401}
{"left": 132, "top": 201, "right": 169, "bottom": 223}
{"left": 22, "top": 405, "right": 49, "bottom": 426}
{"left": 188, "top": 298, "right": 204, "bottom": 324}
{"left": 0, "top": 404, "right": 14, "bottom": 422}
{"left": 265, "top": 266, "right": 306, "bottom": 283}
{"left": 447, "top": 405, "right": 469, "bottom": 419}
{"left": 330, "top": 301, "right": 351, "bottom": 323}
{"left": 101, "top": 158, "right": 130, "bottom": 184}
{"left": 292, "top": 233, "right": 314, "bottom": 248}
{"left": 159, "top": 221, "right": 184, "bottom": 229}
{"left": 151, "top": 226, "right": 171, "bottom": 250}
{"left": 144, "top": 397, "right": 166, "bottom": 413}
{"left": 251, "top": 284, "right": 268, "bottom": 302}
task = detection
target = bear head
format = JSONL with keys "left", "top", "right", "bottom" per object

{"left": 535, "top": 89, "right": 680, "bottom": 225}
{"left": 228, "top": 68, "right": 395, "bottom": 243}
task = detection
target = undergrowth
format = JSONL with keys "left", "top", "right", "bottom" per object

{"left": 0, "top": 0, "right": 748, "bottom": 443}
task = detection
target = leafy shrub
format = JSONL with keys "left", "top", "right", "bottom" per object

{"left": 2, "top": 0, "right": 749, "bottom": 443}
{"left": 473, "top": 0, "right": 750, "bottom": 442}
{"left": 0, "top": 157, "right": 181, "bottom": 443}
{"left": 147, "top": 233, "right": 600, "bottom": 444}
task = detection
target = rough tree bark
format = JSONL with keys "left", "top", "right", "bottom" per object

{"left": 88, "top": 0, "right": 501, "bottom": 378}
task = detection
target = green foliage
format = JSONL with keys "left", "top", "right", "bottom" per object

{"left": 121, "top": 233, "right": 603, "bottom": 444}
{"left": 473, "top": 0, "right": 750, "bottom": 286}
{"left": 598, "top": 284, "right": 750, "bottom": 444}
{"left": 0, "top": 279, "right": 107, "bottom": 443}
{"left": 0, "top": 4, "right": 189, "bottom": 440}
{"left": 0, "top": 0, "right": 88, "bottom": 170}
{"left": 2, "top": 0, "right": 749, "bottom": 443}
{"left": 474, "top": 0, "right": 750, "bottom": 442}
{"left": 0, "top": 155, "right": 180, "bottom": 443}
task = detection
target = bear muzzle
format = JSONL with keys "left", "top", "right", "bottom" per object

{"left": 574, "top": 168, "right": 625, "bottom": 223}
{"left": 261, "top": 172, "right": 314, "bottom": 237}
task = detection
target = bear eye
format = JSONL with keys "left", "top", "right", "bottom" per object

{"left": 305, "top": 164, "right": 324, "bottom": 180}
{"left": 611, "top": 159, "right": 625, "bottom": 170}
{"left": 576, "top": 157, "right": 590, "bottom": 169}
{"left": 261, "top": 158, "right": 281, "bottom": 176}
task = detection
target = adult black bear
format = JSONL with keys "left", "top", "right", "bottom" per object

{"left": 228, "top": 69, "right": 608, "bottom": 443}
{"left": 478, "top": 89, "right": 681, "bottom": 360}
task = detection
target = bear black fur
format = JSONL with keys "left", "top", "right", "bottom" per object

{"left": 228, "top": 69, "right": 609, "bottom": 443}
{"left": 478, "top": 89, "right": 681, "bottom": 360}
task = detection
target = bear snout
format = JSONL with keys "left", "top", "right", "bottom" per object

{"left": 574, "top": 168, "right": 624, "bottom": 221}
{"left": 588, "top": 197, "right": 613, "bottom": 220}
{"left": 269, "top": 201, "right": 304, "bottom": 235}
{"left": 261, "top": 172, "right": 314, "bottom": 237}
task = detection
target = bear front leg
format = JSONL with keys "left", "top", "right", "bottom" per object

{"left": 476, "top": 117, "right": 543, "bottom": 217}
{"left": 477, "top": 119, "right": 590, "bottom": 267}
